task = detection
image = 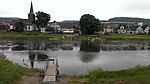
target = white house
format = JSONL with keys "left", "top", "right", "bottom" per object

{"left": 118, "top": 26, "right": 126, "bottom": 34}
{"left": 48, "top": 21, "right": 74, "bottom": 34}
{"left": 144, "top": 26, "right": 150, "bottom": 34}
{"left": 135, "top": 26, "right": 144, "bottom": 34}
{"left": 48, "top": 21, "right": 62, "bottom": 32}
{"left": 40, "top": 27, "right": 46, "bottom": 33}
{"left": 126, "top": 26, "right": 135, "bottom": 34}
{"left": 103, "top": 25, "right": 114, "bottom": 33}
{"left": 9, "top": 19, "right": 35, "bottom": 31}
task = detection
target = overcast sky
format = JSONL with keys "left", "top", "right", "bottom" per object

{"left": 0, "top": 0, "right": 149, "bottom": 21}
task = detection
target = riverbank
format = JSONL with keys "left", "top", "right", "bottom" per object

{"left": 0, "top": 32, "right": 68, "bottom": 40}
{"left": 0, "top": 59, "right": 29, "bottom": 84}
{"left": 80, "top": 34, "right": 150, "bottom": 40}
{"left": 71, "top": 65, "right": 150, "bottom": 84}
{"left": 0, "top": 32, "right": 150, "bottom": 40}
{"left": 1, "top": 59, "right": 150, "bottom": 84}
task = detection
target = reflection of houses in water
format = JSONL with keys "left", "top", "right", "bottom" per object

{"left": 100, "top": 44, "right": 150, "bottom": 51}
{"left": 0, "top": 41, "right": 15, "bottom": 51}
{"left": 0, "top": 46, "right": 12, "bottom": 51}
{"left": 27, "top": 41, "right": 47, "bottom": 50}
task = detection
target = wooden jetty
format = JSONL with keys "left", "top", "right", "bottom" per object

{"left": 43, "top": 57, "right": 59, "bottom": 84}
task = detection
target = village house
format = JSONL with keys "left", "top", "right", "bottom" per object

{"left": 117, "top": 24, "right": 150, "bottom": 35}
{"left": 144, "top": 25, "right": 150, "bottom": 34}
{"left": 47, "top": 21, "right": 75, "bottom": 34}
{"left": 102, "top": 24, "right": 114, "bottom": 33}
{"left": 135, "top": 26, "right": 144, "bottom": 34}
{"left": 118, "top": 25, "right": 127, "bottom": 34}
{"left": 9, "top": 1, "right": 36, "bottom": 32}
{"left": 9, "top": 19, "right": 36, "bottom": 31}
{"left": 126, "top": 26, "right": 135, "bottom": 34}
{"left": 0, "top": 22, "right": 10, "bottom": 32}
{"left": 118, "top": 25, "right": 135, "bottom": 34}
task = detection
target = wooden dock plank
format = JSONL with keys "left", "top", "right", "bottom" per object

{"left": 45, "top": 64, "right": 57, "bottom": 76}
{"left": 43, "top": 60, "right": 58, "bottom": 83}
{"left": 43, "top": 76, "right": 56, "bottom": 82}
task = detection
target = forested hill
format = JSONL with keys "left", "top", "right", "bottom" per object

{"left": 108, "top": 17, "right": 150, "bottom": 24}
{"left": 0, "top": 17, "right": 20, "bottom": 22}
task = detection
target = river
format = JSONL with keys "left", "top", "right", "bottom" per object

{"left": 1, "top": 39, "right": 150, "bottom": 75}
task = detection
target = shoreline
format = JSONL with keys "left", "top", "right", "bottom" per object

{"left": 0, "top": 32, "right": 149, "bottom": 40}
{"left": 1, "top": 58, "right": 150, "bottom": 84}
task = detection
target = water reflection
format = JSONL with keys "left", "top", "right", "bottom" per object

{"left": 29, "top": 53, "right": 35, "bottom": 68}
{"left": 80, "top": 40, "right": 100, "bottom": 52}
{"left": 1, "top": 39, "right": 150, "bottom": 75}
{"left": 78, "top": 51, "right": 99, "bottom": 63}
{"left": 28, "top": 52, "right": 49, "bottom": 68}
{"left": 100, "top": 40, "right": 150, "bottom": 51}
{"left": 0, "top": 39, "right": 149, "bottom": 51}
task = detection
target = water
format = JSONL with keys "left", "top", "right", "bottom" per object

{"left": 1, "top": 39, "right": 150, "bottom": 75}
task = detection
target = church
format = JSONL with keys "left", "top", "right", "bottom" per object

{"left": 9, "top": 1, "right": 36, "bottom": 32}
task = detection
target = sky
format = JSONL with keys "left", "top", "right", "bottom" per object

{"left": 0, "top": 0, "right": 150, "bottom": 21}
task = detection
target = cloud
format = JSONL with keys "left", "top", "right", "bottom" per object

{"left": 0, "top": 10, "right": 10, "bottom": 15}
{"left": 121, "top": 0, "right": 150, "bottom": 13}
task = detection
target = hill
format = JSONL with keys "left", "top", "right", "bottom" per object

{"left": 108, "top": 17, "right": 150, "bottom": 25}
{"left": 0, "top": 17, "right": 21, "bottom": 22}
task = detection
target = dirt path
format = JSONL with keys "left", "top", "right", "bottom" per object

{"left": 18, "top": 72, "right": 43, "bottom": 84}
{"left": 18, "top": 72, "right": 71, "bottom": 84}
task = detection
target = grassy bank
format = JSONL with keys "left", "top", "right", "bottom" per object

{"left": 80, "top": 34, "right": 150, "bottom": 40}
{"left": 0, "top": 59, "right": 29, "bottom": 84}
{"left": 0, "top": 32, "right": 149, "bottom": 40}
{"left": 0, "top": 32, "right": 68, "bottom": 40}
{"left": 71, "top": 65, "right": 150, "bottom": 84}
{"left": 98, "top": 34, "right": 150, "bottom": 40}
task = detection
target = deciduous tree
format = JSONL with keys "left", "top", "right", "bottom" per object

{"left": 14, "top": 21, "right": 25, "bottom": 32}
{"left": 34, "top": 11, "right": 50, "bottom": 32}
{"left": 79, "top": 14, "right": 101, "bottom": 35}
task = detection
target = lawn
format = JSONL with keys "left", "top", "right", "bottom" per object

{"left": 0, "top": 32, "right": 67, "bottom": 40}
{"left": 0, "top": 59, "right": 29, "bottom": 84}
{"left": 71, "top": 65, "right": 150, "bottom": 84}
{"left": 80, "top": 34, "right": 150, "bottom": 40}
{"left": 0, "top": 32, "right": 149, "bottom": 40}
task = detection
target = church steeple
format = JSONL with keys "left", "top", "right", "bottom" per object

{"left": 29, "top": 1, "right": 34, "bottom": 14}
{"left": 28, "top": 1, "right": 35, "bottom": 22}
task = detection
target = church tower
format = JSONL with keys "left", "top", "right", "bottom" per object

{"left": 28, "top": 1, "right": 35, "bottom": 22}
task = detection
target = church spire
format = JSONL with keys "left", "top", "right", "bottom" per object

{"left": 29, "top": 1, "right": 34, "bottom": 13}
{"left": 28, "top": 1, "right": 35, "bottom": 22}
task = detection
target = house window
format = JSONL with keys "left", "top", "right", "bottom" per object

{"left": 28, "top": 26, "right": 30, "bottom": 30}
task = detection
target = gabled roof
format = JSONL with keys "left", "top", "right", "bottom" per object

{"left": 141, "top": 25, "right": 149, "bottom": 30}
{"left": 10, "top": 19, "right": 33, "bottom": 25}
{"left": 48, "top": 22, "right": 74, "bottom": 29}
{"left": 0, "top": 22, "right": 10, "bottom": 26}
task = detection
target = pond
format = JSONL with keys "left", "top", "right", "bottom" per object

{"left": 1, "top": 39, "right": 150, "bottom": 75}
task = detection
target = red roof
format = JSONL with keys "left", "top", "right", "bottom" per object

{"left": 0, "top": 22, "right": 10, "bottom": 26}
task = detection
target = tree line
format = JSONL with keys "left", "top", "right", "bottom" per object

{"left": 14, "top": 13, "right": 101, "bottom": 35}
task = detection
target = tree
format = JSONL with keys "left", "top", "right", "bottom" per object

{"left": 14, "top": 21, "right": 25, "bottom": 32}
{"left": 34, "top": 11, "right": 50, "bottom": 32}
{"left": 79, "top": 14, "right": 101, "bottom": 35}
{"left": 45, "top": 27, "right": 55, "bottom": 34}
{"left": 148, "top": 29, "right": 150, "bottom": 35}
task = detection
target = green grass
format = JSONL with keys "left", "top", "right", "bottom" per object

{"left": 0, "top": 32, "right": 149, "bottom": 40}
{"left": 0, "top": 59, "right": 29, "bottom": 84}
{"left": 71, "top": 65, "right": 150, "bottom": 84}
{"left": 0, "top": 32, "right": 69, "bottom": 40}
{"left": 80, "top": 34, "right": 150, "bottom": 40}
{"left": 99, "top": 34, "right": 150, "bottom": 40}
